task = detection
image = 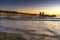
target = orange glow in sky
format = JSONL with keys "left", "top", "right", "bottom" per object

{"left": 0, "top": 0, "right": 60, "bottom": 16}
{"left": 16, "top": 5, "right": 60, "bottom": 15}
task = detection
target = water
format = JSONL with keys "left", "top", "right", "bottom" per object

{"left": 1, "top": 19, "right": 60, "bottom": 40}
{"left": 0, "top": 19, "right": 60, "bottom": 35}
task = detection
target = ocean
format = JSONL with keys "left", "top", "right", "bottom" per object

{"left": 0, "top": 18, "right": 60, "bottom": 40}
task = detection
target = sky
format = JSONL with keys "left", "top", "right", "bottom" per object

{"left": 0, "top": 0, "right": 60, "bottom": 15}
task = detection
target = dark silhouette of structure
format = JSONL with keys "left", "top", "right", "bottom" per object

{"left": 39, "top": 12, "right": 56, "bottom": 18}
{"left": 0, "top": 10, "right": 37, "bottom": 18}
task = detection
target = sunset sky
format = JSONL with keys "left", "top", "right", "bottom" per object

{"left": 0, "top": 0, "right": 60, "bottom": 15}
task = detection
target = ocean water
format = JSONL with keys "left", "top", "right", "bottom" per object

{"left": 0, "top": 19, "right": 60, "bottom": 35}
{"left": 0, "top": 19, "right": 60, "bottom": 40}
